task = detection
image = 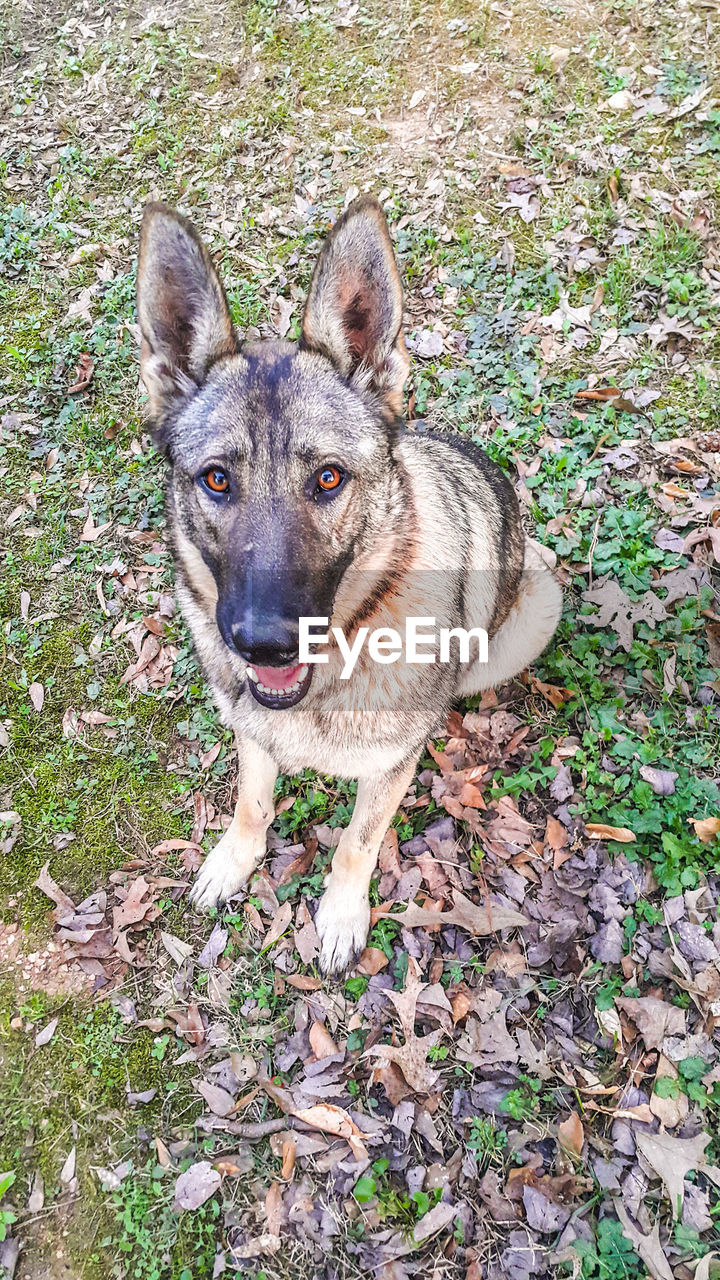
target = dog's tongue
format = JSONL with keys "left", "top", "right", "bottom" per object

{"left": 253, "top": 664, "right": 302, "bottom": 691}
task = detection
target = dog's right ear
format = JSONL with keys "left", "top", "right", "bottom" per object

{"left": 136, "top": 204, "right": 236, "bottom": 434}
{"left": 301, "top": 196, "right": 409, "bottom": 417}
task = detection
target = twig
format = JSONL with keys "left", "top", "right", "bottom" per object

{"left": 229, "top": 1117, "right": 297, "bottom": 1139}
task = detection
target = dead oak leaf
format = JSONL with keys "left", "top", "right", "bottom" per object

{"left": 264, "top": 900, "right": 292, "bottom": 949}
{"left": 112, "top": 876, "right": 157, "bottom": 933}
{"left": 309, "top": 1021, "right": 338, "bottom": 1060}
{"left": 530, "top": 676, "right": 576, "bottom": 709}
{"left": 412, "top": 1200, "right": 458, "bottom": 1243}
{"left": 615, "top": 996, "right": 685, "bottom": 1051}
{"left": 364, "top": 957, "right": 442, "bottom": 1093}
{"left": 80, "top": 511, "right": 112, "bottom": 542}
{"left": 583, "top": 579, "right": 667, "bottom": 652}
{"left": 635, "top": 1130, "right": 720, "bottom": 1217}
{"left": 374, "top": 888, "right": 526, "bottom": 937}
{"left": 167, "top": 1002, "right": 205, "bottom": 1045}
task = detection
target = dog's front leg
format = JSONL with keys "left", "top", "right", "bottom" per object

{"left": 315, "top": 756, "right": 418, "bottom": 975}
{"left": 190, "top": 733, "right": 278, "bottom": 911}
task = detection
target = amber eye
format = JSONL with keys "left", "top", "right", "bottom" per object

{"left": 202, "top": 468, "right": 229, "bottom": 495}
{"left": 316, "top": 465, "right": 344, "bottom": 493}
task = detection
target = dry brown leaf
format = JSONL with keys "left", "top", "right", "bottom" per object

{"left": 81, "top": 511, "right": 112, "bottom": 542}
{"left": 558, "top": 1111, "right": 584, "bottom": 1159}
{"left": 195, "top": 1079, "right": 235, "bottom": 1118}
{"left": 67, "top": 352, "right": 95, "bottom": 394}
{"left": 575, "top": 386, "right": 622, "bottom": 401}
{"left": 583, "top": 579, "right": 667, "bottom": 652}
{"left": 615, "top": 996, "right": 685, "bottom": 1051}
{"left": 585, "top": 823, "right": 636, "bottom": 843}
{"left": 412, "top": 1200, "right": 457, "bottom": 1243}
{"left": 29, "top": 681, "right": 44, "bottom": 712}
{"left": 175, "top": 1161, "right": 221, "bottom": 1210}
{"left": 309, "top": 1021, "right": 338, "bottom": 1059}
{"left": 150, "top": 838, "right": 201, "bottom": 859}
{"left": 357, "top": 946, "right": 389, "bottom": 975}
{"left": 545, "top": 816, "right": 567, "bottom": 851}
{"left": 264, "top": 900, "right": 292, "bottom": 949}
{"left": 285, "top": 973, "right": 321, "bottom": 991}
{"left": 694, "top": 1254, "right": 720, "bottom": 1280}
{"left": 635, "top": 1130, "right": 720, "bottom": 1216}
{"left": 276, "top": 841, "right": 316, "bottom": 888}
{"left": 364, "top": 957, "right": 442, "bottom": 1093}
{"left": 291, "top": 1103, "right": 368, "bottom": 1160}
{"left": 216, "top": 1158, "right": 248, "bottom": 1176}
{"left": 112, "top": 876, "right": 156, "bottom": 933}
{"left": 691, "top": 816, "right": 720, "bottom": 844}
{"left": 486, "top": 944, "right": 527, "bottom": 976}
{"left": 530, "top": 676, "right": 576, "bottom": 708}
{"left": 375, "top": 888, "right": 526, "bottom": 936}
{"left": 231, "top": 1086, "right": 260, "bottom": 1114}
{"left": 34, "top": 862, "right": 76, "bottom": 916}
{"left": 281, "top": 1137, "right": 296, "bottom": 1181}
{"left": 265, "top": 1180, "right": 284, "bottom": 1234}
{"left": 451, "top": 989, "right": 472, "bottom": 1024}
{"left": 167, "top": 1002, "right": 205, "bottom": 1046}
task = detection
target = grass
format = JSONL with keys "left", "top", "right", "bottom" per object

{"left": 2, "top": 0, "right": 720, "bottom": 1274}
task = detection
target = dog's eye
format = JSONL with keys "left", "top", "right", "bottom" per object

{"left": 316, "top": 465, "right": 344, "bottom": 494}
{"left": 202, "top": 468, "right": 229, "bottom": 495}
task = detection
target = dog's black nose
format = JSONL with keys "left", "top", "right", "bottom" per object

{"left": 232, "top": 622, "right": 299, "bottom": 668}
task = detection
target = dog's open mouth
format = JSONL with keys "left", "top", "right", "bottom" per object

{"left": 246, "top": 661, "right": 313, "bottom": 709}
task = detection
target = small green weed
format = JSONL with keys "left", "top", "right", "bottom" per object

{"left": 0, "top": 1171, "right": 16, "bottom": 1242}
{"left": 353, "top": 1159, "right": 441, "bottom": 1229}
{"left": 467, "top": 1117, "right": 508, "bottom": 1171}
{"left": 573, "top": 1216, "right": 644, "bottom": 1279}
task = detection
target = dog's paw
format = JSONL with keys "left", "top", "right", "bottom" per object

{"left": 314, "top": 882, "right": 370, "bottom": 977}
{"left": 189, "top": 831, "right": 264, "bottom": 912}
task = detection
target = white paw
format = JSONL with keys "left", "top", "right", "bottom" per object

{"left": 314, "top": 881, "right": 370, "bottom": 977}
{"left": 189, "top": 830, "right": 264, "bottom": 912}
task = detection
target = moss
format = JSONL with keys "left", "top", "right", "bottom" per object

{"left": 0, "top": 982, "right": 203, "bottom": 1278}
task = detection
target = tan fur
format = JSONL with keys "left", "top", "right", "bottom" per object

{"left": 135, "top": 196, "right": 563, "bottom": 975}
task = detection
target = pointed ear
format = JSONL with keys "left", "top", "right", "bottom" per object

{"left": 136, "top": 203, "right": 236, "bottom": 429}
{"left": 301, "top": 196, "right": 409, "bottom": 416}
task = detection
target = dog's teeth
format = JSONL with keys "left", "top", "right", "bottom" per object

{"left": 252, "top": 674, "right": 306, "bottom": 699}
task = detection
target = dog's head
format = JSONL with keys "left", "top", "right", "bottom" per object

{"left": 136, "top": 197, "right": 410, "bottom": 709}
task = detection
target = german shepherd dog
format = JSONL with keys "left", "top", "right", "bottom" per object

{"left": 136, "top": 197, "right": 562, "bottom": 974}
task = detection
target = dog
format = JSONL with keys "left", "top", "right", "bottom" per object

{"left": 136, "top": 196, "right": 562, "bottom": 974}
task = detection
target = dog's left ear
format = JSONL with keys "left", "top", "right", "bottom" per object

{"left": 301, "top": 196, "right": 409, "bottom": 416}
{"left": 137, "top": 203, "right": 236, "bottom": 430}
